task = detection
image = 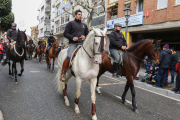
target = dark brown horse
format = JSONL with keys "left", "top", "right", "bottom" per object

{"left": 46, "top": 39, "right": 59, "bottom": 72}
{"left": 96, "top": 39, "right": 161, "bottom": 113}
{"left": 35, "top": 41, "right": 46, "bottom": 62}
{"left": 27, "top": 42, "right": 34, "bottom": 60}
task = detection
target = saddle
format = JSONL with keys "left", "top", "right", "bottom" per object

{"left": 108, "top": 50, "right": 124, "bottom": 65}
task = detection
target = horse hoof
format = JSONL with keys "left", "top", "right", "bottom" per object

{"left": 17, "top": 73, "right": 21, "bottom": 76}
{"left": 75, "top": 110, "right": 80, "bottom": 114}
{"left": 52, "top": 71, "right": 55, "bottom": 73}
{"left": 122, "top": 101, "right": 127, "bottom": 105}
{"left": 65, "top": 102, "right": 70, "bottom": 106}
{"left": 11, "top": 76, "right": 14, "bottom": 79}
{"left": 15, "top": 82, "right": 18, "bottom": 85}
{"left": 134, "top": 109, "right": 139, "bottom": 113}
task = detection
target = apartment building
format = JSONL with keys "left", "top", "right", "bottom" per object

{"left": 30, "top": 26, "right": 39, "bottom": 45}
{"left": 106, "top": 0, "right": 180, "bottom": 54}
{"left": 37, "top": 0, "right": 52, "bottom": 41}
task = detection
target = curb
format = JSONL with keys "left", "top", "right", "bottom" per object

{"left": 104, "top": 72, "right": 180, "bottom": 100}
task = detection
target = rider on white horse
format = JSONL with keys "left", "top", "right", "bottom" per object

{"left": 60, "top": 9, "right": 89, "bottom": 81}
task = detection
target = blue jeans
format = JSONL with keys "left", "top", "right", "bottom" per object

{"left": 170, "top": 69, "right": 175, "bottom": 83}
{"left": 156, "top": 68, "right": 168, "bottom": 87}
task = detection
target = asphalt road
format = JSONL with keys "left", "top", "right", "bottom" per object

{"left": 0, "top": 59, "right": 180, "bottom": 120}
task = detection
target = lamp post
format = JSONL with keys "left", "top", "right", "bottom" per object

{"left": 123, "top": 8, "right": 132, "bottom": 40}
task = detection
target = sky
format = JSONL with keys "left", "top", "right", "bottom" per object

{"left": 12, "top": 0, "right": 43, "bottom": 36}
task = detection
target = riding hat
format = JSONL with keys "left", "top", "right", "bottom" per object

{"left": 114, "top": 23, "right": 122, "bottom": 27}
{"left": 50, "top": 32, "right": 53, "bottom": 35}
{"left": 12, "top": 23, "right": 17, "bottom": 27}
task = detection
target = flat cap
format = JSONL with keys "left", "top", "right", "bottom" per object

{"left": 114, "top": 23, "right": 122, "bottom": 27}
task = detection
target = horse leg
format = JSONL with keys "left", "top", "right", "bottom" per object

{"left": 74, "top": 77, "right": 81, "bottom": 114}
{"left": 8, "top": 62, "right": 11, "bottom": 75}
{"left": 121, "top": 82, "right": 130, "bottom": 105}
{"left": 130, "top": 85, "right": 138, "bottom": 113}
{"left": 52, "top": 57, "right": 55, "bottom": 73}
{"left": 18, "top": 61, "right": 24, "bottom": 76}
{"left": 49, "top": 58, "right": 51, "bottom": 69}
{"left": 90, "top": 78, "right": 98, "bottom": 120}
{"left": 13, "top": 62, "right": 18, "bottom": 84}
{"left": 96, "top": 68, "right": 106, "bottom": 95}
{"left": 63, "top": 73, "right": 72, "bottom": 106}
{"left": 11, "top": 62, "right": 14, "bottom": 79}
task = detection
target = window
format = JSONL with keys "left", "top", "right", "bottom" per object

{"left": 56, "top": 5, "right": 60, "bottom": 16}
{"left": 40, "top": 28, "right": 43, "bottom": 34}
{"left": 157, "top": 0, "right": 168, "bottom": 9}
{"left": 65, "top": 14, "right": 69, "bottom": 23}
{"left": 93, "top": 4, "right": 105, "bottom": 18}
{"left": 136, "top": 0, "right": 143, "bottom": 13}
{"left": 41, "top": 17, "right": 44, "bottom": 23}
{"left": 176, "top": 0, "right": 180, "bottom": 4}
{"left": 110, "top": 4, "right": 118, "bottom": 19}
{"left": 41, "top": 6, "right": 44, "bottom": 12}
{"left": 61, "top": 15, "right": 65, "bottom": 24}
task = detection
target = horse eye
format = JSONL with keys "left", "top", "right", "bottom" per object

{"left": 95, "top": 42, "right": 98, "bottom": 46}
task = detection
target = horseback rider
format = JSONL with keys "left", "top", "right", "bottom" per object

{"left": 4, "top": 23, "right": 27, "bottom": 63}
{"left": 46, "top": 32, "right": 55, "bottom": 55}
{"left": 60, "top": 9, "right": 89, "bottom": 81}
{"left": 35, "top": 39, "right": 43, "bottom": 52}
{"left": 109, "top": 23, "right": 127, "bottom": 77}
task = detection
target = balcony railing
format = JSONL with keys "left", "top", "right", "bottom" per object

{"left": 45, "top": 6, "right": 51, "bottom": 13}
{"left": 37, "top": 16, "right": 39, "bottom": 20}
{"left": 45, "top": 24, "right": 51, "bottom": 31}
{"left": 44, "top": 31, "right": 50, "bottom": 36}
{"left": 45, "top": 18, "right": 50, "bottom": 24}
{"left": 90, "top": 15, "right": 105, "bottom": 27}
{"left": 46, "top": 0, "right": 50, "bottom": 2}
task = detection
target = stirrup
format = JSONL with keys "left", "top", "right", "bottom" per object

{"left": 60, "top": 75, "right": 66, "bottom": 82}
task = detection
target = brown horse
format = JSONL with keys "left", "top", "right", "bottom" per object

{"left": 27, "top": 42, "right": 34, "bottom": 60}
{"left": 46, "top": 39, "right": 59, "bottom": 72}
{"left": 35, "top": 41, "right": 46, "bottom": 62}
{"left": 96, "top": 39, "right": 161, "bottom": 113}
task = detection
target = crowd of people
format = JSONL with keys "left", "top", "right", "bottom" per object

{"left": 0, "top": 39, "right": 7, "bottom": 63}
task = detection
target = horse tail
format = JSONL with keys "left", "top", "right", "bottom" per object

{"left": 55, "top": 68, "right": 63, "bottom": 93}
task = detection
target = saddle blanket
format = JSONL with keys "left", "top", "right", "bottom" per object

{"left": 108, "top": 50, "right": 123, "bottom": 65}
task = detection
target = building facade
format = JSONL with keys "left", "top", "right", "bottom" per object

{"left": 30, "top": 26, "right": 39, "bottom": 45}
{"left": 37, "top": 0, "right": 51, "bottom": 42}
{"left": 106, "top": 0, "right": 180, "bottom": 55}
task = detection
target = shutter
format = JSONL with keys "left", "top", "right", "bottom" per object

{"left": 157, "top": 0, "right": 168, "bottom": 9}
{"left": 177, "top": 0, "right": 180, "bottom": 4}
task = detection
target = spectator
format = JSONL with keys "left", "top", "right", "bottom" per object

{"left": 154, "top": 44, "right": 173, "bottom": 88}
{"left": 172, "top": 60, "right": 180, "bottom": 94}
{"left": 0, "top": 41, "right": 3, "bottom": 63}
{"left": 144, "top": 56, "right": 152, "bottom": 73}
{"left": 1, "top": 40, "right": 6, "bottom": 61}
{"left": 169, "top": 48, "right": 178, "bottom": 84}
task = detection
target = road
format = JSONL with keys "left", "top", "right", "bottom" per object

{"left": 0, "top": 59, "right": 180, "bottom": 120}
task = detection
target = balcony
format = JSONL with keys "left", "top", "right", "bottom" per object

{"left": 37, "top": 16, "right": 39, "bottom": 20}
{"left": 90, "top": 15, "right": 105, "bottom": 27}
{"left": 46, "top": 0, "right": 50, "bottom": 2}
{"left": 45, "top": 18, "right": 50, "bottom": 24}
{"left": 44, "top": 24, "right": 51, "bottom": 31}
{"left": 45, "top": 6, "right": 51, "bottom": 13}
{"left": 55, "top": 0, "right": 61, "bottom": 7}
{"left": 44, "top": 31, "right": 50, "bottom": 37}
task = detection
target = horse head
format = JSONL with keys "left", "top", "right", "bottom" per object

{"left": 53, "top": 39, "right": 59, "bottom": 52}
{"left": 146, "top": 39, "right": 161, "bottom": 65}
{"left": 90, "top": 28, "right": 107, "bottom": 64}
{"left": 17, "top": 29, "right": 25, "bottom": 48}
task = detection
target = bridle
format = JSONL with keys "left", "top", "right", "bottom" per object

{"left": 53, "top": 41, "right": 59, "bottom": 52}
{"left": 126, "top": 40, "right": 161, "bottom": 63}
{"left": 82, "top": 34, "right": 105, "bottom": 59}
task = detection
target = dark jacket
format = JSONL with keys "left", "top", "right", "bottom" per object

{"left": 7, "top": 28, "right": 18, "bottom": 42}
{"left": 38, "top": 41, "right": 43, "bottom": 45}
{"left": 64, "top": 19, "right": 89, "bottom": 44}
{"left": 171, "top": 52, "right": 178, "bottom": 70}
{"left": 109, "top": 30, "right": 127, "bottom": 50}
{"left": 48, "top": 36, "right": 55, "bottom": 45}
{"left": 159, "top": 49, "right": 173, "bottom": 69}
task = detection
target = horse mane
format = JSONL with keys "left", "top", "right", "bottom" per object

{"left": 127, "top": 39, "right": 153, "bottom": 51}
{"left": 20, "top": 31, "right": 27, "bottom": 41}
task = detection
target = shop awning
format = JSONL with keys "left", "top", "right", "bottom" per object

{"left": 124, "top": 0, "right": 131, "bottom": 5}
{"left": 106, "top": 0, "right": 118, "bottom": 8}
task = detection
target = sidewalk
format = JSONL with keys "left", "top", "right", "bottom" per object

{"left": 104, "top": 67, "right": 180, "bottom": 100}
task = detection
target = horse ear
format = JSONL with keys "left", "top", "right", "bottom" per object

{"left": 102, "top": 28, "right": 107, "bottom": 36}
{"left": 24, "top": 29, "right": 26, "bottom": 33}
{"left": 92, "top": 27, "right": 98, "bottom": 34}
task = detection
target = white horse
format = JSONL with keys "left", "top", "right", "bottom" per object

{"left": 55, "top": 28, "right": 107, "bottom": 120}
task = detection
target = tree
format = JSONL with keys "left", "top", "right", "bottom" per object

{"left": 0, "top": 0, "right": 12, "bottom": 17}
{"left": 62, "top": 0, "right": 106, "bottom": 29}
{"left": 1, "top": 12, "right": 14, "bottom": 31}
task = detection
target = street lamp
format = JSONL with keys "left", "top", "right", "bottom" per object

{"left": 123, "top": 8, "right": 132, "bottom": 40}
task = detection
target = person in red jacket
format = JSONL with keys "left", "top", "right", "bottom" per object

{"left": 172, "top": 60, "right": 180, "bottom": 94}
{"left": 0, "top": 41, "right": 4, "bottom": 63}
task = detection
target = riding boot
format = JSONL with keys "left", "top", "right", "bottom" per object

{"left": 60, "top": 59, "right": 70, "bottom": 82}
{"left": 112, "top": 62, "right": 119, "bottom": 77}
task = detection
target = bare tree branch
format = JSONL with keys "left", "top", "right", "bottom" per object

{"left": 62, "top": 7, "right": 74, "bottom": 16}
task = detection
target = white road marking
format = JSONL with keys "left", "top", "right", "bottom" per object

{"left": 102, "top": 75, "right": 180, "bottom": 102}
{"left": 0, "top": 110, "right": 4, "bottom": 120}
{"left": 55, "top": 65, "right": 58, "bottom": 68}
{"left": 108, "top": 92, "right": 132, "bottom": 105}
{"left": 29, "top": 71, "right": 40, "bottom": 73}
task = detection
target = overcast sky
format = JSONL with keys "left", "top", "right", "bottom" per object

{"left": 12, "top": 0, "right": 43, "bottom": 36}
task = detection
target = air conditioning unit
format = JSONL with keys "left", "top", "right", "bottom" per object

{"left": 111, "top": 15, "right": 117, "bottom": 19}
